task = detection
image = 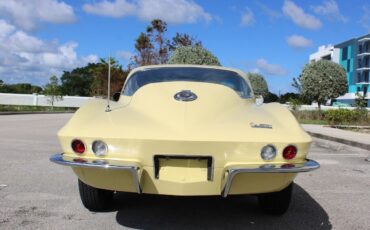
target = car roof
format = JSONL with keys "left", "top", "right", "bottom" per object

{"left": 126, "top": 64, "right": 250, "bottom": 84}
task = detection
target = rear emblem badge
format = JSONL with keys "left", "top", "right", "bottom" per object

{"left": 250, "top": 122, "right": 273, "bottom": 129}
{"left": 174, "top": 90, "right": 197, "bottom": 102}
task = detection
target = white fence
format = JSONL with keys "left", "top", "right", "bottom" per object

{"left": 1, "top": 93, "right": 369, "bottom": 110}
{"left": 284, "top": 104, "right": 370, "bottom": 111}
{"left": 0, "top": 93, "right": 91, "bottom": 107}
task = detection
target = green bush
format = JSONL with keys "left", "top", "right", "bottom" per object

{"left": 287, "top": 98, "right": 302, "bottom": 111}
{"left": 291, "top": 109, "right": 370, "bottom": 125}
{"left": 292, "top": 110, "right": 324, "bottom": 121}
{"left": 324, "top": 109, "right": 368, "bottom": 125}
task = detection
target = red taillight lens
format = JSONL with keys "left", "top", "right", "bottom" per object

{"left": 71, "top": 140, "right": 85, "bottom": 154}
{"left": 283, "top": 145, "right": 297, "bottom": 160}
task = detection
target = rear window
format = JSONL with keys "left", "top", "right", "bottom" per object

{"left": 123, "top": 67, "right": 251, "bottom": 98}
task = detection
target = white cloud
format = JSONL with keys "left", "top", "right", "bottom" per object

{"left": 116, "top": 50, "right": 133, "bottom": 62}
{"left": 138, "top": 0, "right": 211, "bottom": 23}
{"left": 83, "top": 0, "right": 211, "bottom": 24}
{"left": 255, "top": 59, "right": 288, "bottom": 76}
{"left": 286, "top": 35, "right": 313, "bottom": 48}
{"left": 8, "top": 31, "right": 52, "bottom": 53}
{"left": 0, "top": 20, "right": 98, "bottom": 85}
{"left": 83, "top": 0, "right": 136, "bottom": 18}
{"left": 256, "top": 2, "right": 281, "bottom": 21}
{"left": 0, "top": 0, "right": 76, "bottom": 31}
{"left": 359, "top": 6, "right": 370, "bottom": 31}
{"left": 312, "top": 0, "right": 347, "bottom": 22}
{"left": 240, "top": 7, "right": 255, "bottom": 27}
{"left": 82, "top": 55, "right": 101, "bottom": 65}
{"left": 0, "top": 20, "right": 16, "bottom": 36}
{"left": 282, "top": 0, "right": 322, "bottom": 30}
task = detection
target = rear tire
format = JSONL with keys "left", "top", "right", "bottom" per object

{"left": 78, "top": 179, "right": 113, "bottom": 211}
{"left": 258, "top": 183, "right": 293, "bottom": 215}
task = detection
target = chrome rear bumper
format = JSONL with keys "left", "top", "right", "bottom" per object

{"left": 221, "top": 159, "right": 320, "bottom": 197}
{"left": 50, "top": 154, "right": 142, "bottom": 193}
{"left": 50, "top": 154, "right": 319, "bottom": 197}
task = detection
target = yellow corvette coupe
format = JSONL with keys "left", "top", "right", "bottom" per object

{"left": 51, "top": 65, "right": 319, "bottom": 214}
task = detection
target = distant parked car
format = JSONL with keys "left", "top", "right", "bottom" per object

{"left": 51, "top": 65, "right": 319, "bottom": 214}
{"left": 332, "top": 101, "right": 351, "bottom": 107}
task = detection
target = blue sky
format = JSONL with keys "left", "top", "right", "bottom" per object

{"left": 0, "top": 0, "right": 369, "bottom": 94}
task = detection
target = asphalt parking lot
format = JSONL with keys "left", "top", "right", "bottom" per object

{"left": 0, "top": 114, "right": 369, "bottom": 230}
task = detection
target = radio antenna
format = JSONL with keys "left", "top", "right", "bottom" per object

{"left": 105, "top": 55, "right": 111, "bottom": 112}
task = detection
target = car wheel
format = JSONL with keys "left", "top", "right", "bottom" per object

{"left": 258, "top": 183, "right": 293, "bottom": 215}
{"left": 78, "top": 179, "right": 114, "bottom": 211}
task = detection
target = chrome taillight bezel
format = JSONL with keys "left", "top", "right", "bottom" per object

{"left": 91, "top": 140, "right": 108, "bottom": 157}
{"left": 260, "top": 144, "right": 277, "bottom": 161}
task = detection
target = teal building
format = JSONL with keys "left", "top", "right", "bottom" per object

{"left": 334, "top": 34, "right": 370, "bottom": 107}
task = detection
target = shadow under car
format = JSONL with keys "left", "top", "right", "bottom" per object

{"left": 104, "top": 183, "right": 332, "bottom": 230}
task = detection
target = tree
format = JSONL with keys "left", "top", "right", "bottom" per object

{"left": 247, "top": 73, "right": 269, "bottom": 98}
{"left": 354, "top": 93, "right": 367, "bottom": 109}
{"left": 132, "top": 19, "right": 203, "bottom": 67}
{"left": 43, "top": 76, "right": 63, "bottom": 110}
{"left": 133, "top": 32, "right": 155, "bottom": 66}
{"left": 89, "top": 57, "right": 128, "bottom": 97}
{"left": 59, "top": 58, "right": 128, "bottom": 97}
{"left": 31, "top": 85, "right": 43, "bottom": 93}
{"left": 300, "top": 60, "right": 347, "bottom": 109}
{"left": 168, "top": 33, "right": 202, "bottom": 51}
{"left": 167, "top": 46, "right": 221, "bottom": 66}
{"left": 278, "top": 92, "right": 300, "bottom": 104}
{"left": 133, "top": 19, "right": 169, "bottom": 66}
{"left": 0, "top": 82, "right": 42, "bottom": 94}
{"left": 264, "top": 92, "right": 279, "bottom": 103}
{"left": 60, "top": 65, "right": 95, "bottom": 96}
{"left": 291, "top": 75, "right": 302, "bottom": 93}
{"left": 147, "top": 19, "right": 169, "bottom": 64}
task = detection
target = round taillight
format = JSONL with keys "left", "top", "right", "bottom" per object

{"left": 71, "top": 139, "right": 85, "bottom": 154}
{"left": 283, "top": 145, "right": 297, "bottom": 160}
{"left": 261, "top": 145, "right": 277, "bottom": 161}
{"left": 92, "top": 140, "right": 108, "bottom": 157}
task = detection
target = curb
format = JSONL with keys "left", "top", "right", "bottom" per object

{"left": 0, "top": 111, "right": 75, "bottom": 115}
{"left": 307, "top": 131, "right": 370, "bottom": 151}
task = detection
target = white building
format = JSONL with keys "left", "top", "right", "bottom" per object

{"left": 309, "top": 45, "right": 340, "bottom": 63}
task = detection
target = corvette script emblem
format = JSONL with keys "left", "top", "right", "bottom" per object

{"left": 250, "top": 122, "right": 272, "bottom": 129}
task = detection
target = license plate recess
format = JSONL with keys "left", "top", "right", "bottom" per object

{"left": 154, "top": 155, "right": 213, "bottom": 181}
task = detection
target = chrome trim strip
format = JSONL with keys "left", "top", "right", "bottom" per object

{"left": 221, "top": 159, "right": 320, "bottom": 197}
{"left": 50, "top": 154, "right": 142, "bottom": 194}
